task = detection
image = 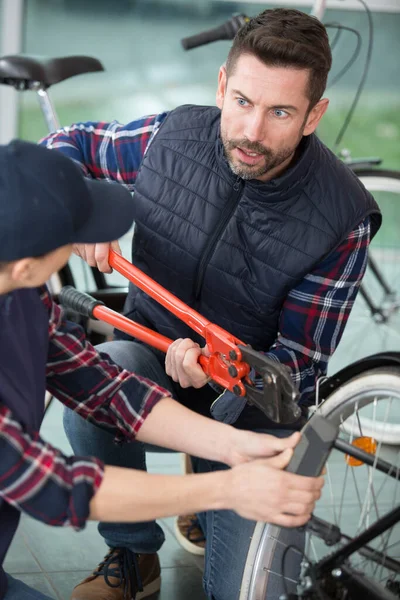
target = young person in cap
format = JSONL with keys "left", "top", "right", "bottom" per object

{"left": 0, "top": 139, "right": 324, "bottom": 600}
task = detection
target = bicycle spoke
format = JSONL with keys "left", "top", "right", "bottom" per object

{"left": 357, "top": 466, "right": 377, "bottom": 535}
{"left": 338, "top": 458, "right": 351, "bottom": 525}
{"left": 373, "top": 528, "right": 395, "bottom": 580}
{"left": 376, "top": 452, "right": 400, "bottom": 581}
{"left": 325, "top": 465, "right": 340, "bottom": 524}
{"left": 354, "top": 400, "right": 393, "bottom": 536}
{"left": 356, "top": 410, "right": 364, "bottom": 437}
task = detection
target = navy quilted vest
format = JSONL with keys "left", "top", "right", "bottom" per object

{"left": 117, "top": 105, "right": 381, "bottom": 350}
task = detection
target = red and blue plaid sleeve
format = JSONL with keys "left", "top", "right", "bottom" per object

{"left": 41, "top": 288, "right": 171, "bottom": 443}
{"left": 39, "top": 113, "right": 168, "bottom": 189}
{"left": 264, "top": 218, "right": 371, "bottom": 402}
{"left": 0, "top": 401, "right": 104, "bottom": 529}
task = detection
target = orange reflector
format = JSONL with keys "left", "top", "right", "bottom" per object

{"left": 346, "top": 436, "right": 377, "bottom": 467}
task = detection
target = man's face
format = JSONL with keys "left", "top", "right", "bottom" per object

{"left": 216, "top": 54, "right": 328, "bottom": 181}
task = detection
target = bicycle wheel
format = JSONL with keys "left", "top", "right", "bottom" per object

{"left": 240, "top": 367, "right": 400, "bottom": 600}
{"left": 328, "top": 169, "right": 400, "bottom": 443}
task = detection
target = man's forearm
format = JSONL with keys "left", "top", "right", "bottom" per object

{"left": 136, "top": 397, "right": 236, "bottom": 466}
{"left": 89, "top": 465, "right": 228, "bottom": 522}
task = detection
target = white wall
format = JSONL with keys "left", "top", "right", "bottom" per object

{"left": 215, "top": 0, "right": 400, "bottom": 13}
{"left": 0, "top": 0, "right": 24, "bottom": 143}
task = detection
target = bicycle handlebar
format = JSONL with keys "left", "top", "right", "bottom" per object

{"left": 181, "top": 14, "right": 249, "bottom": 50}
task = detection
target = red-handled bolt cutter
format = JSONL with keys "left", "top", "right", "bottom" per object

{"left": 59, "top": 249, "right": 301, "bottom": 424}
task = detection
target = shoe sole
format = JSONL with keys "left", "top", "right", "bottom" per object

{"left": 136, "top": 575, "right": 161, "bottom": 599}
{"left": 173, "top": 518, "right": 206, "bottom": 556}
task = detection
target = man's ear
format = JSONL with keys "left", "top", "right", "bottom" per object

{"left": 10, "top": 258, "right": 35, "bottom": 285}
{"left": 303, "top": 98, "right": 329, "bottom": 136}
{"left": 216, "top": 64, "right": 227, "bottom": 109}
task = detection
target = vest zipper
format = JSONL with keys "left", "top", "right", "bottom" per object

{"left": 194, "top": 176, "right": 243, "bottom": 300}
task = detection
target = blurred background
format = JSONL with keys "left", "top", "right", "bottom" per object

{"left": 0, "top": 0, "right": 398, "bottom": 164}
{"left": 1, "top": 0, "right": 398, "bottom": 288}
{"left": 0, "top": 4, "right": 399, "bottom": 598}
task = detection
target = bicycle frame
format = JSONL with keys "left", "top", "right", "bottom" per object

{"left": 31, "top": 81, "right": 60, "bottom": 132}
{"left": 310, "top": 0, "right": 329, "bottom": 20}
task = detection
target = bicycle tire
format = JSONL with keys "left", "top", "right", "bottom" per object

{"left": 328, "top": 168, "right": 400, "bottom": 443}
{"left": 353, "top": 168, "right": 400, "bottom": 192}
{"left": 240, "top": 366, "right": 400, "bottom": 600}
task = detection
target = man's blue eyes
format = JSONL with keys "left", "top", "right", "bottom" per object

{"left": 236, "top": 100, "right": 288, "bottom": 118}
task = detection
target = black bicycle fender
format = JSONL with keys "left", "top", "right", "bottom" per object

{"left": 309, "top": 352, "right": 400, "bottom": 403}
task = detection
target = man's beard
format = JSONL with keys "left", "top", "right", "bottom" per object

{"left": 221, "top": 134, "right": 302, "bottom": 181}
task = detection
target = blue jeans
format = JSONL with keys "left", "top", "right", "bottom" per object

{"left": 63, "top": 341, "right": 303, "bottom": 600}
{"left": 4, "top": 575, "right": 53, "bottom": 600}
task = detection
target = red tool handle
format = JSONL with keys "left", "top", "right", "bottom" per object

{"left": 93, "top": 304, "right": 172, "bottom": 354}
{"left": 109, "top": 250, "right": 207, "bottom": 337}
{"left": 109, "top": 249, "right": 247, "bottom": 362}
{"left": 93, "top": 303, "right": 247, "bottom": 393}
{"left": 60, "top": 245, "right": 253, "bottom": 396}
{"left": 93, "top": 304, "right": 208, "bottom": 375}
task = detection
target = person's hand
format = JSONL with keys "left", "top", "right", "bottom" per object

{"left": 165, "top": 338, "right": 210, "bottom": 388}
{"left": 226, "top": 430, "right": 302, "bottom": 467}
{"left": 72, "top": 240, "right": 122, "bottom": 274}
{"left": 227, "top": 450, "right": 324, "bottom": 526}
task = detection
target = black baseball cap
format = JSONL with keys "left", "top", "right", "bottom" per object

{"left": 0, "top": 139, "right": 135, "bottom": 261}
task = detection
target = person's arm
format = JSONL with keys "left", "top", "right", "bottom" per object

{"left": 43, "top": 287, "right": 172, "bottom": 444}
{"left": 39, "top": 113, "right": 167, "bottom": 188}
{"left": 40, "top": 113, "right": 168, "bottom": 272}
{"left": 42, "top": 288, "right": 301, "bottom": 465}
{"left": 89, "top": 451, "right": 323, "bottom": 525}
{"left": 0, "top": 401, "right": 104, "bottom": 529}
{"left": 165, "top": 218, "right": 370, "bottom": 404}
{"left": 262, "top": 217, "right": 370, "bottom": 402}
{"left": 0, "top": 402, "right": 323, "bottom": 528}
{"left": 136, "top": 396, "right": 302, "bottom": 466}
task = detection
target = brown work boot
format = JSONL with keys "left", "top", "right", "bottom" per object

{"left": 174, "top": 514, "right": 206, "bottom": 556}
{"left": 71, "top": 547, "right": 161, "bottom": 599}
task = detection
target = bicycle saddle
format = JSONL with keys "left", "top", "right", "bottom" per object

{"left": 0, "top": 54, "right": 104, "bottom": 89}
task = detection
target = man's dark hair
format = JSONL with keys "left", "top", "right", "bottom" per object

{"left": 225, "top": 8, "right": 332, "bottom": 107}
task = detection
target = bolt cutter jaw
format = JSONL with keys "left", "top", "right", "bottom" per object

{"left": 237, "top": 345, "right": 302, "bottom": 424}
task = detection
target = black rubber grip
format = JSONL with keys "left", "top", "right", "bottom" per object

{"left": 285, "top": 414, "right": 339, "bottom": 477}
{"left": 181, "top": 15, "right": 248, "bottom": 50}
{"left": 59, "top": 285, "right": 105, "bottom": 319}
